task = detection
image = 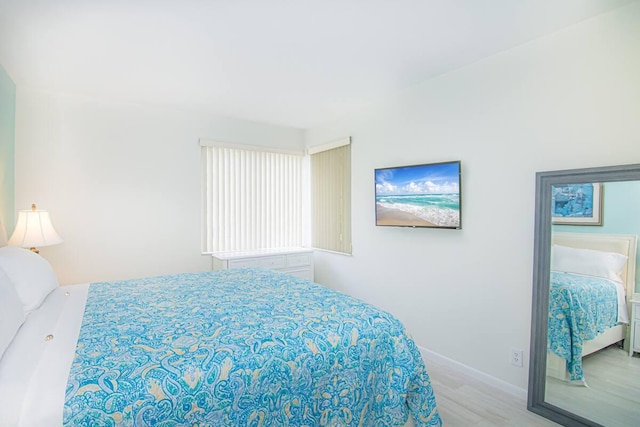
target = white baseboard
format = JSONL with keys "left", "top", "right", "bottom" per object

{"left": 418, "top": 345, "right": 528, "bottom": 401}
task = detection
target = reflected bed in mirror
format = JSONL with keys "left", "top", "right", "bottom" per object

{"left": 528, "top": 164, "right": 640, "bottom": 427}
{"left": 546, "top": 232, "right": 636, "bottom": 386}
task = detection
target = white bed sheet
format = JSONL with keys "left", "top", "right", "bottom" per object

{"left": 0, "top": 284, "right": 88, "bottom": 427}
{"left": 613, "top": 281, "right": 629, "bottom": 324}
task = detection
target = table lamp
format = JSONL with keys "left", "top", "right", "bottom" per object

{"left": 8, "top": 204, "right": 63, "bottom": 253}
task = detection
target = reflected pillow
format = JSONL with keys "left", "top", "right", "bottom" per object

{"left": 0, "top": 246, "right": 58, "bottom": 312}
{"left": 0, "top": 269, "right": 26, "bottom": 359}
{"left": 551, "top": 244, "right": 628, "bottom": 284}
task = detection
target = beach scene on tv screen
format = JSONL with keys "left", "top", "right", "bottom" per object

{"left": 375, "top": 162, "right": 460, "bottom": 228}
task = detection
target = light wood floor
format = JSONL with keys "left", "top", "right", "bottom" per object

{"left": 426, "top": 358, "right": 558, "bottom": 426}
{"left": 545, "top": 346, "right": 640, "bottom": 427}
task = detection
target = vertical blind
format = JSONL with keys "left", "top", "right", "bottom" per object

{"left": 310, "top": 138, "right": 352, "bottom": 254}
{"left": 201, "top": 143, "right": 303, "bottom": 253}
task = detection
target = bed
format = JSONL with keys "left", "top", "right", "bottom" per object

{"left": 546, "top": 232, "right": 638, "bottom": 384}
{"left": 0, "top": 246, "right": 442, "bottom": 427}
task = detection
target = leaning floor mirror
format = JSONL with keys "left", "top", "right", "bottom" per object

{"left": 528, "top": 163, "right": 640, "bottom": 427}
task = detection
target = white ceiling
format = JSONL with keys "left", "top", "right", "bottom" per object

{"left": 0, "top": 0, "right": 635, "bottom": 129}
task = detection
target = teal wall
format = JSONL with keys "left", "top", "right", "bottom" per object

{"left": 553, "top": 181, "right": 640, "bottom": 292}
{"left": 0, "top": 64, "right": 16, "bottom": 235}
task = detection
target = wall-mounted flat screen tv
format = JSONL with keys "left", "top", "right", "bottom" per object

{"left": 375, "top": 160, "right": 461, "bottom": 229}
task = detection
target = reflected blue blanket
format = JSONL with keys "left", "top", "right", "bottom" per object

{"left": 547, "top": 272, "right": 620, "bottom": 381}
{"left": 64, "top": 268, "right": 441, "bottom": 426}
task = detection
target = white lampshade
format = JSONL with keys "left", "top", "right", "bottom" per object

{"left": 8, "top": 204, "right": 63, "bottom": 251}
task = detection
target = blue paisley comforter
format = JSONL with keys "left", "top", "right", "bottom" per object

{"left": 547, "top": 271, "right": 620, "bottom": 381}
{"left": 63, "top": 268, "right": 441, "bottom": 426}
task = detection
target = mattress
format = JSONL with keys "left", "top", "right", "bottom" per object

{"left": 0, "top": 268, "right": 441, "bottom": 426}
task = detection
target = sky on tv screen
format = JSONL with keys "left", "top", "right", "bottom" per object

{"left": 375, "top": 162, "right": 460, "bottom": 196}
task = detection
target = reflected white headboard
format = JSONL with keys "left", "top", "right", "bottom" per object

{"left": 552, "top": 232, "right": 638, "bottom": 298}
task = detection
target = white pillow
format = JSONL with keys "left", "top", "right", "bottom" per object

{"left": 0, "top": 269, "right": 26, "bottom": 360}
{"left": 551, "top": 244, "right": 628, "bottom": 284}
{"left": 0, "top": 246, "right": 58, "bottom": 312}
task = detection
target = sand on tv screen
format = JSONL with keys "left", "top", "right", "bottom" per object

{"left": 375, "top": 160, "right": 461, "bottom": 229}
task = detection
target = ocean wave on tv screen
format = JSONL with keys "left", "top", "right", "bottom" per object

{"left": 378, "top": 199, "right": 459, "bottom": 227}
{"left": 377, "top": 194, "right": 459, "bottom": 209}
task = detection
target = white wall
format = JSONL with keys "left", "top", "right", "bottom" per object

{"left": 305, "top": 3, "right": 640, "bottom": 390}
{"left": 14, "top": 89, "right": 304, "bottom": 285}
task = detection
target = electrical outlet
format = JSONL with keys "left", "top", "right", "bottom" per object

{"left": 511, "top": 348, "right": 524, "bottom": 367}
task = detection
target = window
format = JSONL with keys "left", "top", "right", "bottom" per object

{"left": 309, "top": 138, "right": 352, "bottom": 254}
{"left": 201, "top": 141, "right": 303, "bottom": 253}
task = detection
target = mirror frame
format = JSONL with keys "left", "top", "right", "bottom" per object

{"left": 527, "top": 163, "right": 640, "bottom": 426}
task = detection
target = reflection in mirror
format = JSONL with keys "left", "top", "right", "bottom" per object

{"left": 528, "top": 164, "right": 640, "bottom": 427}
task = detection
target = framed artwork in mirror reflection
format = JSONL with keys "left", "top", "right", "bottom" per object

{"left": 551, "top": 183, "right": 602, "bottom": 225}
